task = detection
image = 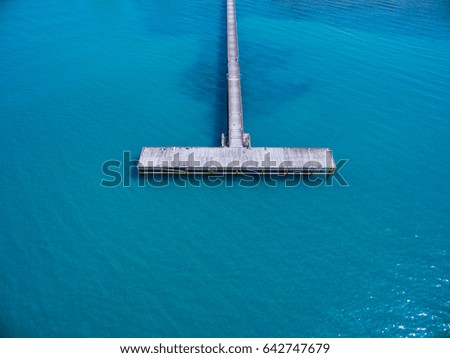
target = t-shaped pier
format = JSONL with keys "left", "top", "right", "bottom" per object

{"left": 139, "top": 0, "right": 335, "bottom": 175}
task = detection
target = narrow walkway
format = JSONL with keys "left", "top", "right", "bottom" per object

{"left": 227, "top": 0, "right": 244, "bottom": 147}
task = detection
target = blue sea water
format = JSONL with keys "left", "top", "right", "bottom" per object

{"left": 1, "top": 0, "right": 450, "bottom": 337}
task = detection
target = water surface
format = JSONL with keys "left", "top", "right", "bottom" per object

{"left": 1, "top": 0, "right": 449, "bottom": 337}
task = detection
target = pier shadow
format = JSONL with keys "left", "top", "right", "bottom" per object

{"left": 134, "top": 172, "right": 335, "bottom": 189}
{"left": 179, "top": 0, "right": 228, "bottom": 146}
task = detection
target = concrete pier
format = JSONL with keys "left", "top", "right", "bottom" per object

{"left": 138, "top": 0, "right": 335, "bottom": 175}
{"left": 226, "top": 0, "right": 246, "bottom": 148}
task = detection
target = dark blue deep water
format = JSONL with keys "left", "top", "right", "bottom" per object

{"left": 1, "top": 0, "right": 450, "bottom": 337}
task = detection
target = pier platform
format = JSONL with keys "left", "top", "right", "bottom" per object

{"left": 139, "top": 147, "right": 334, "bottom": 174}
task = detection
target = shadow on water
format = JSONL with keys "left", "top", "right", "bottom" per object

{"left": 135, "top": 173, "right": 336, "bottom": 189}
{"left": 239, "top": 41, "right": 311, "bottom": 120}
{"left": 212, "top": 0, "right": 228, "bottom": 143}
{"left": 179, "top": 0, "right": 227, "bottom": 145}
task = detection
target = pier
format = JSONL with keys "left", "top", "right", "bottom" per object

{"left": 139, "top": 0, "right": 335, "bottom": 175}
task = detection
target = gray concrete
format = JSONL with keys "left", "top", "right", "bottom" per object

{"left": 139, "top": 147, "right": 334, "bottom": 174}
{"left": 138, "top": 0, "right": 335, "bottom": 175}
{"left": 226, "top": 0, "right": 245, "bottom": 148}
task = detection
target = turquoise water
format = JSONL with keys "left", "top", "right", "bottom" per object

{"left": 1, "top": 0, "right": 450, "bottom": 337}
